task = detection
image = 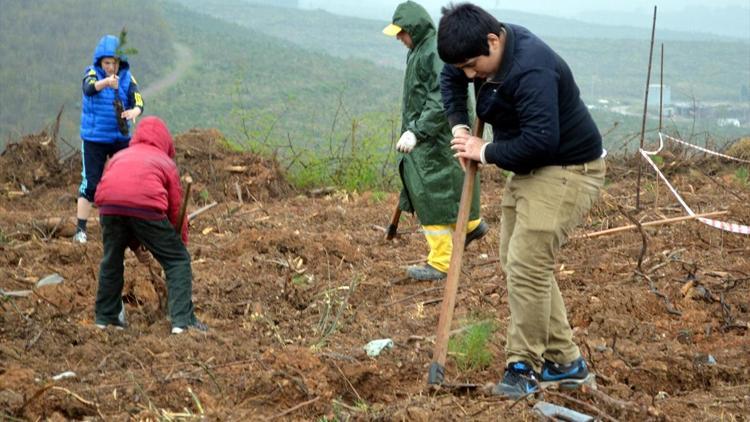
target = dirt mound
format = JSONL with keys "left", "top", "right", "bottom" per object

{"left": 726, "top": 136, "right": 750, "bottom": 160}
{"left": 0, "top": 130, "right": 78, "bottom": 192}
{"left": 174, "top": 128, "right": 293, "bottom": 203}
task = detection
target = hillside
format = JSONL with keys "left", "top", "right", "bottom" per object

{"left": 0, "top": 0, "right": 175, "bottom": 148}
{"left": 147, "top": 1, "right": 402, "bottom": 155}
{"left": 177, "top": 0, "right": 749, "bottom": 104}
{"left": 1, "top": 127, "right": 748, "bottom": 420}
{"left": 175, "top": 0, "right": 405, "bottom": 69}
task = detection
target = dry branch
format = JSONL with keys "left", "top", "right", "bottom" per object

{"left": 577, "top": 210, "right": 728, "bottom": 239}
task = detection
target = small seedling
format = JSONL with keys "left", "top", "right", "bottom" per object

{"left": 199, "top": 189, "right": 210, "bottom": 203}
{"left": 735, "top": 167, "right": 748, "bottom": 185}
{"left": 448, "top": 320, "right": 496, "bottom": 371}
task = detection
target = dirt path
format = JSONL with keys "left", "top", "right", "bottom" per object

{"left": 140, "top": 43, "right": 193, "bottom": 99}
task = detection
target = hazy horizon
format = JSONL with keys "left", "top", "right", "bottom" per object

{"left": 297, "top": 0, "right": 750, "bottom": 39}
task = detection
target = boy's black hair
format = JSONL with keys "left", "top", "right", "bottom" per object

{"left": 437, "top": 3, "right": 503, "bottom": 65}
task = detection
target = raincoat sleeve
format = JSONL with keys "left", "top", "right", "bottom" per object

{"left": 439, "top": 64, "right": 471, "bottom": 128}
{"left": 405, "top": 50, "right": 449, "bottom": 142}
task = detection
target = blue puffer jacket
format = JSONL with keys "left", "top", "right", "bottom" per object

{"left": 80, "top": 35, "right": 133, "bottom": 143}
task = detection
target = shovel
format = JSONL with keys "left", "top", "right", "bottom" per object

{"left": 141, "top": 175, "right": 192, "bottom": 316}
{"left": 385, "top": 204, "right": 402, "bottom": 240}
{"left": 427, "top": 118, "right": 484, "bottom": 389}
{"left": 176, "top": 175, "right": 193, "bottom": 231}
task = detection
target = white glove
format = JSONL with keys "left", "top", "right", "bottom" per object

{"left": 451, "top": 124, "right": 471, "bottom": 137}
{"left": 396, "top": 131, "right": 417, "bottom": 153}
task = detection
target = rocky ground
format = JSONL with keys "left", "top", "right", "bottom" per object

{"left": 1, "top": 128, "right": 748, "bottom": 421}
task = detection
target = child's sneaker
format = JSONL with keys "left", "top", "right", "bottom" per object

{"left": 171, "top": 320, "right": 208, "bottom": 334}
{"left": 540, "top": 357, "right": 596, "bottom": 389}
{"left": 73, "top": 230, "right": 87, "bottom": 244}
{"left": 95, "top": 303, "right": 127, "bottom": 330}
{"left": 492, "top": 361, "right": 540, "bottom": 398}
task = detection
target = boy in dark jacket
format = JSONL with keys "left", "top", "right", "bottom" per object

{"left": 94, "top": 116, "right": 205, "bottom": 334}
{"left": 437, "top": 3, "right": 605, "bottom": 398}
{"left": 383, "top": 1, "right": 488, "bottom": 281}
{"left": 75, "top": 34, "right": 144, "bottom": 244}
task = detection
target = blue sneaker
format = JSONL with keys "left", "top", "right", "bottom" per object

{"left": 492, "top": 361, "right": 540, "bottom": 398}
{"left": 540, "top": 357, "right": 596, "bottom": 389}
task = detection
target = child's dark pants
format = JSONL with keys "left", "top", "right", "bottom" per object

{"left": 95, "top": 215, "right": 196, "bottom": 328}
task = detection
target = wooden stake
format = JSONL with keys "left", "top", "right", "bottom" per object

{"left": 575, "top": 210, "right": 728, "bottom": 239}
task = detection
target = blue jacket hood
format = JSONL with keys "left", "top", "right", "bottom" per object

{"left": 92, "top": 35, "right": 129, "bottom": 70}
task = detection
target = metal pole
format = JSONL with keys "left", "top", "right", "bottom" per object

{"left": 635, "top": 5, "right": 657, "bottom": 210}
{"left": 659, "top": 43, "right": 664, "bottom": 132}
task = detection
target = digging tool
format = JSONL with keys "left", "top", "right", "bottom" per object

{"left": 428, "top": 118, "right": 485, "bottom": 388}
{"left": 188, "top": 201, "right": 218, "bottom": 221}
{"left": 177, "top": 176, "right": 193, "bottom": 231}
{"left": 385, "top": 204, "right": 402, "bottom": 240}
{"left": 141, "top": 175, "right": 192, "bottom": 316}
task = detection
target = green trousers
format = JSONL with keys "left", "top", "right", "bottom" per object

{"left": 499, "top": 158, "right": 605, "bottom": 372}
{"left": 95, "top": 216, "right": 196, "bottom": 328}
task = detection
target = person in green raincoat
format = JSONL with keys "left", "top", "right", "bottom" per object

{"left": 383, "top": 1, "right": 488, "bottom": 281}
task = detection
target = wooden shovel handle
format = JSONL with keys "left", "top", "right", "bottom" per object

{"left": 430, "top": 118, "right": 484, "bottom": 382}
{"left": 176, "top": 176, "right": 193, "bottom": 231}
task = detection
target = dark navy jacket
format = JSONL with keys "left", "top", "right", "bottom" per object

{"left": 440, "top": 24, "right": 602, "bottom": 174}
{"left": 80, "top": 35, "right": 141, "bottom": 143}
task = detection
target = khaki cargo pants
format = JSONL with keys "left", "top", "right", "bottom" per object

{"left": 499, "top": 157, "right": 605, "bottom": 372}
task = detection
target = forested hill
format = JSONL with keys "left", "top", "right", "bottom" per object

{"left": 175, "top": 0, "right": 749, "bottom": 104}
{"left": 147, "top": 1, "right": 402, "bottom": 148}
{"left": 0, "top": 0, "right": 403, "bottom": 154}
{"left": 0, "top": 0, "right": 174, "bottom": 146}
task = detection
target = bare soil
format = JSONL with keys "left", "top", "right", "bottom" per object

{"left": 1, "top": 129, "right": 748, "bottom": 421}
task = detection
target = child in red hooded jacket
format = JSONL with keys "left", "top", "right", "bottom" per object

{"left": 94, "top": 116, "right": 206, "bottom": 334}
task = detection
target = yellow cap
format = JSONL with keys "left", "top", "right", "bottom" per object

{"left": 382, "top": 23, "right": 402, "bottom": 37}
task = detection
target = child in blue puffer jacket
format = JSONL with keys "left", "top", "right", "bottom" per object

{"left": 75, "top": 34, "right": 144, "bottom": 244}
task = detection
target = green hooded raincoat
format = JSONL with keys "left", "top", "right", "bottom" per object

{"left": 393, "top": 1, "right": 480, "bottom": 225}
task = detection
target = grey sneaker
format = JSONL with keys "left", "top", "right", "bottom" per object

{"left": 407, "top": 264, "right": 447, "bottom": 281}
{"left": 73, "top": 230, "right": 87, "bottom": 244}
{"left": 171, "top": 320, "right": 208, "bottom": 334}
{"left": 465, "top": 221, "right": 489, "bottom": 248}
{"left": 96, "top": 302, "right": 127, "bottom": 330}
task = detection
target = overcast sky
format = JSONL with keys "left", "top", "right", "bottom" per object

{"left": 414, "top": 0, "right": 749, "bottom": 17}
{"left": 299, "top": 0, "right": 750, "bottom": 39}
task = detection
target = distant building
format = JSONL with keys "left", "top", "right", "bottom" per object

{"left": 718, "top": 118, "right": 741, "bottom": 127}
{"left": 648, "top": 84, "right": 671, "bottom": 109}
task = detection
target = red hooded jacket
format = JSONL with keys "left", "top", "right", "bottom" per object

{"left": 95, "top": 116, "right": 188, "bottom": 243}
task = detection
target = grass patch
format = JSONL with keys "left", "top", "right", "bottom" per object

{"left": 448, "top": 319, "right": 496, "bottom": 371}
{"left": 370, "top": 191, "right": 387, "bottom": 203}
